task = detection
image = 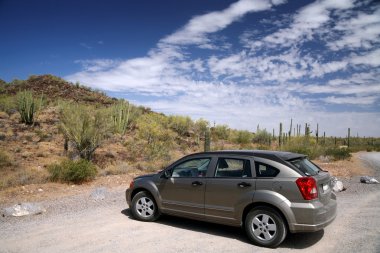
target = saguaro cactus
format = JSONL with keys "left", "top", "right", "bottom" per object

{"left": 204, "top": 128, "right": 211, "bottom": 152}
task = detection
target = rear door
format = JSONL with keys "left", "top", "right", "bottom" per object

{"left": 204, "top": 156, "right": 255, "bottom": 225}
{"left": 158, "top": 157, "right": 211, "bottom": 218}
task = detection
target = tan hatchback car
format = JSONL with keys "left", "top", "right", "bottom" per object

{"left": 126, "top": 150, "right": 337, "bottom": 248}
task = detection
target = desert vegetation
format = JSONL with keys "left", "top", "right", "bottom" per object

{"left": 0, "top": 75, "right": 379, "bottom": 187}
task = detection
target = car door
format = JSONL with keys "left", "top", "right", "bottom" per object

{"left": 205, "top": 156, "right": 255, "bottom": 225}
{"left": 158, "top": 156, "right": 212, "bottom": 218}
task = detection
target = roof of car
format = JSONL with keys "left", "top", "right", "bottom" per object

{"left": 196, "top": 150, "right": 306, "bottom": 161}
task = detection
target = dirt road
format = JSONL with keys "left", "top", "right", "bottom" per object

{"left": 1, "top": 153, "right": 380, "bottom": 253}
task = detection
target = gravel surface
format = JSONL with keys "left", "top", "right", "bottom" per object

{"left": 1, "top": 153, "right": 380, "bottom": 253}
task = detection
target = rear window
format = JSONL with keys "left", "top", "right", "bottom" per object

{"left": 255, "top": 162, "right": 279, "bottom": 177}
{"left": 289, "top": 158, "right": 321, "bottom": 176}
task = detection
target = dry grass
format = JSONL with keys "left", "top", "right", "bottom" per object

{"left": 313, "top": 152, "right": 373, "bottom": 178}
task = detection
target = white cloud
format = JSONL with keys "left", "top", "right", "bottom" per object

{"left": 75, "top": 59, "right": 119, "bottom": 72}
{"left": 161, "top": 0, "right": 282, "bottom": 47}
{"left": 251, "top": 0, "right": 354, "bottom": 48}
{"left": 323, "top": 95, "right": 378, "bottom": 105}
{"left": 66, "top": 0, "right": 380, "bottom": 136}
{"left": 328, "top": 8, "right": 380, "bottom": 50}
{"left": 351, "top": 48, "right": 380, "bottom": 67}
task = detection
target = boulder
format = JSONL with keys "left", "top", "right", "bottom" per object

{"left": 331, "top": 177, "right": 345, "bottom": 192}
{"left": 2, "top": 203, "right": 46, "bottom": 217}
{"left": 360, "top": 176, "right": 379, "bottom": 184}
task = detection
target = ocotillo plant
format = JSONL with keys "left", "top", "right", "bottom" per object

{"left": 16, "top": 90, "right": 43, "bottom": 125}
{"left": 111, "top": 100, "right": 131, "bottom": 135}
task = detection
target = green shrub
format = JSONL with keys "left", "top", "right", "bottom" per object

{"left": 324, "top": 148, "right": 351, "bottom": 161}
{"left": 48, "top": 159, "right": 97, "bottom": 183}
{"left": 212, "top": 125, "right": 230, "bottom": 141}
{"left": 59, "top": 102, "right": 110, "bottom": 160}
{"left": 253, "top": 129, "right": 272, "bottom": 145}
{"left": 0, "top": 95, "right": 16, "bottom": 114}
{"left": 234, "top": 130, "right": 253, "bottom": 144}
{"left": 16, "top": 90, "right": 43, "bottom": 125}
{"left": 0, "top": 150, "right": 11, "bottom": 169}
{"left": 168, "top": 115, "right": 193, "bottom": 136}
{"left": 136, "top": 113, "right": 174, "bottom": 160}
{"left": 194, "top": 118, "right": 210, "bottom": 145}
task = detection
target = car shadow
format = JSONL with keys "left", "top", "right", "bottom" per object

{"left": 121, "top": 208, "right": 324, "bottom": 249}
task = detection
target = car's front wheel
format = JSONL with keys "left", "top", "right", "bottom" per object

{"left": 131, "top": 191, "right": 160, "bottom": 222}
{"left": 245, "top": 206, "right": 287, "bottom": 248}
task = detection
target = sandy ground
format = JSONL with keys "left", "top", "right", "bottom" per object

{"left": 0, "top": 152, "right": 379, "bottom": 253}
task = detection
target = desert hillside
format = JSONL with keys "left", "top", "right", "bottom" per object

{"left": 0, "top": 75, "right": 379, "bottom": 191}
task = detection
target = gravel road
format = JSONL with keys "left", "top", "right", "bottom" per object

{"left": 1, "top": 153, "right": 380, "bottom": 253}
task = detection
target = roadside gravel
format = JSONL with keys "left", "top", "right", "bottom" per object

{"left": 0, "top": 153, "right": 379, "bottom": 253}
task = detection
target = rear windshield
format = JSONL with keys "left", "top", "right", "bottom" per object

{"left": 289, "top": 158, "right": 321, "bottom": 176}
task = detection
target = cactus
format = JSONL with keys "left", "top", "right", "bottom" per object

{"left": 204, "top": 128, "right": 211, "bottom": 152}
{"left": 111, "top": 100, "right": 131, "bottom": 135}
{"left": 16, "top": 90, "right": 43, "bottom": 125}
{"left": 279, "top": 123, "right": 283, "bottom": 147}
{"left": 288, "top": 118, "right": 293, "bottom": 140}
{"left": 348, "top": 128, "right": 351, "bottom": 147}
{"left": 316, "top": 123, "right": 319, "bottom": 144}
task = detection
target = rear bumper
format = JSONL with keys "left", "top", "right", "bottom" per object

{"left": 288, "top": 196, "right": 337, "bottom": 233}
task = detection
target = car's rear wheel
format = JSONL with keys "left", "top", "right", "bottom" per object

{"left": 245, "top": 207, "right": 287, "bottom": 248}
{"left": 131, "top": 191, "right": 160, "bottom": 221}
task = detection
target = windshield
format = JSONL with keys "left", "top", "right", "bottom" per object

{"left": 289, "top": 158, "right": 321, "bottom": 176}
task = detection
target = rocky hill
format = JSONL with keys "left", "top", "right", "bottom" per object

{"left": 2, "top": 75, "right": 116, "bottom": 105}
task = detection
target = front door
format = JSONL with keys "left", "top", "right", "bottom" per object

{"left": 159, "top": 157, "right": 211, "bottom": 218}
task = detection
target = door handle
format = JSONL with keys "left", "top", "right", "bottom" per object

{"left": 192, "top": 181, "right": 203, "bottom": 186}
{"left": 238, "top": 182, "right": 251, "bottom": 188}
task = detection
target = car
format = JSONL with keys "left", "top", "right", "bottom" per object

{"left": 125, "top": 150, "right": 337, "bottom": 248}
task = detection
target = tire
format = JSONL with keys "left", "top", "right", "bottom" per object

{"left": 131, "top": 191, "right": 160, "bottom": 222}
{"left": 245, "top": 206, "right": 287, "bottom": 248}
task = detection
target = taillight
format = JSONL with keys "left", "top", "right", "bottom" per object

{"left": 296, "top": 177, "right": 318, "bottom": 200}
{"left": 129, "top": 180, "right": 134, "bottom": 189}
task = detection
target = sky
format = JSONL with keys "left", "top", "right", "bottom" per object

{"left": 1, "top": 0, "right": 380, "bottom": 137}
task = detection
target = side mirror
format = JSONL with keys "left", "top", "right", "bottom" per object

{"left": 162, "top": 170, "right": 171, "bottom": 179}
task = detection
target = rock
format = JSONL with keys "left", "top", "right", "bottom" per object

{"left": 331, "top": 177, "right": 345, "bottom": 192}
{"left": 360, "top": 176, "right": 380, "bottom": 184}
{"left": 105, "top": 151, "right": 116, "bottom": 158}
{"left": 90, "top": 187, "right": 107, "bottom": 201}
{"left": 21, "top": 151, "right": 31, "bottom": 158}
{"left": 38, "top": 188, "right": 43, "bottom": 192}
{"left": 2, "top": 203, "right": 46, "bottom": 217}
{"left": 0, "top": 111, "right": 9, "bottom": 119}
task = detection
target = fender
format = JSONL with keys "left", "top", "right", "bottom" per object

{"left": 251, "top": 190, "right": 296, "bottom": 228}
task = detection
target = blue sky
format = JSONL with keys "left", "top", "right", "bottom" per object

{"left": 1, "top": 0, "right": 380, "bottom": 136}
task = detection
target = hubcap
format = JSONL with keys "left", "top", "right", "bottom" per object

{"left": 136, "top": 197, "right": 155, "bottom": 218}
{"left": 252, "top": 214, "right": 277, "bottom": 241}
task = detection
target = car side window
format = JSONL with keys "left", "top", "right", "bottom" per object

{"left": 255, "top": 162, "right": 279, "bottom": 177}
{"left": 171, "top": 158, "right": 211, "bottom": 178}
{"left": 215, "top": 158, "right": 251, "bottom": 178}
